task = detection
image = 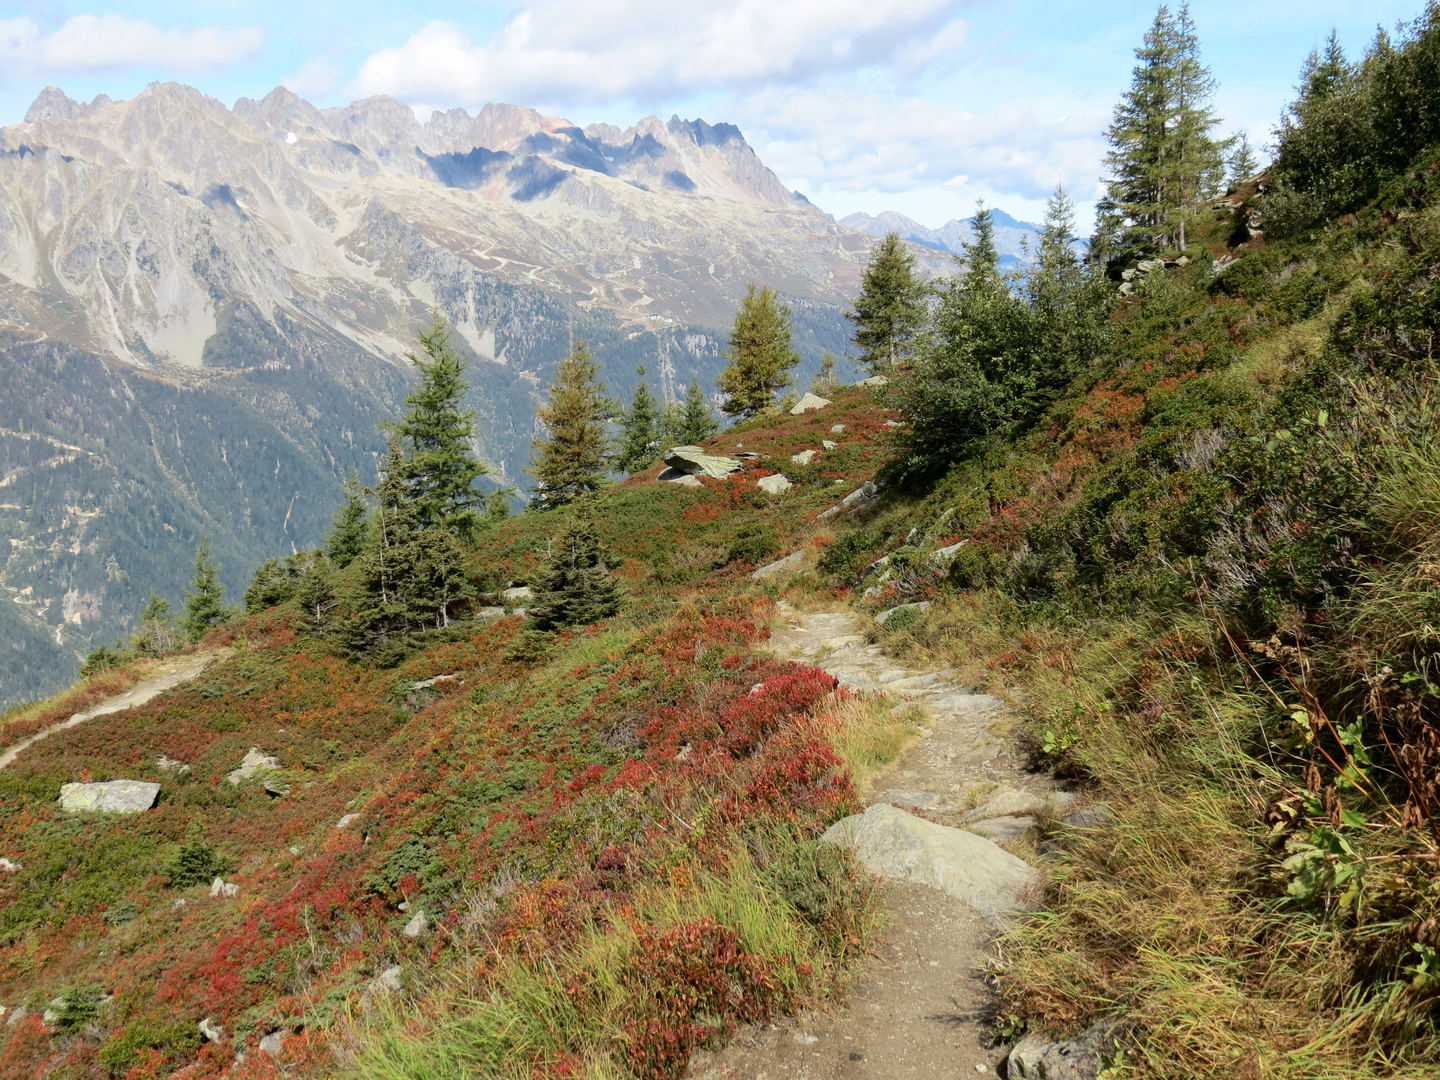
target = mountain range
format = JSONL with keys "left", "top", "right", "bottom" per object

{"left": 839, "top": 208, "right": 1044, "bottom": 266}
{"left": 0, "top": 82, "right": 964, "bottom": 708}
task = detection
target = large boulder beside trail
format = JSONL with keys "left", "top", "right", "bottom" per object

{"left": 59, "top": 780, "right": 160, "bottom": 813}
{"left": 663, "top": 446, "right": 742, "bottom": 479}
{"left": 1007, "top": 1020, "right": 1124, "bottom": 1080}
{"left": 821, "top": 803, "right": 1036, "bottom": 921}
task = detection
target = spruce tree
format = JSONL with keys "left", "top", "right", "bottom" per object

{"left": 529, "top": 507, "right": 621, "bottom": 632}
{"left": 1100, "top": 3, "right": 1225, "bottom": 253}
{"left": 527, "top": 342, "right": 617, "bottom": 510}
{"left": 679, "top": 378, "right": 719, "bottom": 444}
{"left": 717, "top": 284, "right": 800, "bottom": 418}
{"left": 613, "top": 365, "right": 664, "bottom": 474}
{"left": 182, "top": 536, "right": 229, "bottom": 642}
{"left": 810, "top": 351, "right": 840, "bottom": 396}
{"left": 326, "top": 469, "right": 371, "bottom": 568}
{"left": 847, "top": 233, "right": 925, "bottom": 372}
{"left": 133, "top": 591, "right": 181, "bottom": 656}
{"left": 389, "top": 311, "right": 488, "bottom": 534}
{"left": 1228, "top": 130, "right": 1259, "bottom": 187}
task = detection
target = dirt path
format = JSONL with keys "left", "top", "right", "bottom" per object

{"left": 693, "top": 605, "right": 1065, "bottom": 1080}
{"left": 0, "top": 650, "right": 227, "bottom": 772}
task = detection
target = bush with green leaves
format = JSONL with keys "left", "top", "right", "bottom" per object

{"left": 725, "top": 524, "right": 779, "bottom": 567}
{"left": 165, "top": 836, "right": 229, "bottom": 889}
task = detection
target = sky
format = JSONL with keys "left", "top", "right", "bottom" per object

{"left": 0, "top": 1, "right": 1423, "bottom": 228}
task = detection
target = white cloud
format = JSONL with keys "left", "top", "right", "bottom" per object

{"left": 351, "top": 0, "right": 972, "bottom": 104}
{"left": 0, "top": 15, "right": 263, "bottom": 76}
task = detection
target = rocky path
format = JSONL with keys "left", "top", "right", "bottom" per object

{"left": 693, "top": 605, "right": 1071, "bottom": 1080}
{"left": 0, "top": 650, "right": 226, "bottom": 772}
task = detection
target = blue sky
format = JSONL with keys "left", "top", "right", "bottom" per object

{"left": 0, "top": 1, "right": 1421, "bottom": 227}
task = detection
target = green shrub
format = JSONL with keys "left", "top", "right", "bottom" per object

{"left": 165, "top": 837, "right": 228, "bottom": 889}
{"left": 725, "top": 524, "right": 778, "bottom": 566}
{"left": 818, "top": 529, "right": 882, "bottom": 579}
{"left": 99, "top": 1019, "right": 203, "bottom": 1077}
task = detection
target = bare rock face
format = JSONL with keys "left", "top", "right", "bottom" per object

{"left": 58, "top": 780, "right": 160, "bottom": 813}
{"left": 821, "top": 803, "right": 1036, "bottom": 922}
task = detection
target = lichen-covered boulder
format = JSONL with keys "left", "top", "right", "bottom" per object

{"left": 59, "top": 781, "right": 160, "bottom": 814}
{"left": 663, "top": 446, "right": 741, "bottom": 479}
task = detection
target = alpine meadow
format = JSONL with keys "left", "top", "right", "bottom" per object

{"left": 4, "top": 3, "right": 1440, "bottom": 1080}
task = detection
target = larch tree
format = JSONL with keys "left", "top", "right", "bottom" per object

{"left": 182, "top": 536, "right": 229, "bottom": 642}
{"left": 717, "top": 284, "right": 799, "bottom": 418}
{"left": 1100, "top": 3, "right": 1225, "bottom": 254}
{"left": 613, "top": 365, "right": 664, "bottom": 474}
{"left": 527, "top": 342, "right": 617, "bottom": 509}
{"left": 847, "top": 233, "right": 926, "bottom": 371}
{"left": 389, "top": 311, "right": 488, "bottom": 534}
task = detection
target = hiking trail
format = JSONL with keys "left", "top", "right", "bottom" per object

{"left": 693, "top": 603, "right": 1070, "bottom": 1079}
{"left": 0, "top": 650, "right": 227, "bottom": 772}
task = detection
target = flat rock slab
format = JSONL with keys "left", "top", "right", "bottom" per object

{"left": 822, "top": 803, "right": 1036, "bottom": 921}
{"left": 663, "top": 446, "right": 741, "bottom": 479}
{"left": 59, "top": 780, "right": 160, "bottom": 813}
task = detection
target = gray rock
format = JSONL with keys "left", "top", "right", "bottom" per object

{"left": 263, "top": 776, "right": 292, "bottom": 798}
{"left": 258, "top": 1030, "right": 283, "bottom": 1057}
{"left": 790, "top": 449, "right": 817, "bottom": 465}
{"left": 1062, "top": 805, "right": 1113, "bottom": 829}
{"left": 752, "top": 550, "right": 805, "bottom": 580}
{"left": 6, "top": 1006, "right": 29, "bottom": 1026}
{"left": 226, "top": 747, "right": 279, "bottom": 785}
{"left": 821, "top": 803, "right": 1036, "bottom": 921}
{"left": 410, "top": 673, "right": 459, "bottom": 690}
{"left": 969, "top": 816, "right": 1036, "bottom": 844}
{"left": 658, "top": 468, "right": 704, "bottom": 487}
{"left": 789, "top": 392, "right": 831, "bottom": 414}
{"left": 59, "top": 780, "right": 160, "bottom": 814}
{"left": 875, "top": 601, "right": 931, "bottom": 625}
{"left": 500, "top": 587, "right": 532, "bottom": 604}
{"left": 478, "top": 606, "right": 507, "bottom": 618}
{"left": 861, "top": 375, "right": 889, "bottom": 387}
{"left": 931, "top": 540, "right": 968, "bottom": 564}
{"left": 819, "top": 480, "right": 881, "bottom": 520}
{"left": 664, "top": 446, "right": 741, "bottom": 479}
{"left": 831, "top": 424, "right": 846, "bottom": 433}
{"left": 822, "top": 439, "right": 838, "bottom": 449}
{"left": 756, "top": 474, "right": 792, "bottom": 494}
{"left": 209, "top": 877, "right": 239, "bottom": 899}
{"left": 198, "top": 1017, "right": 225, "bottom": 1043}
{"left": 336, "top": 813, "right": 360, "bottom": 829}
{"left": 0, "top": 857, "right": 20, "bottom": 872}
{"left": 366, "top": 964, "right": 404, "bottom": 999}
{"left": 1008, "top": 1020, "right": 1123, "bottom": 1080}
{"left": 403, "top": 910, "right": 428, "bottom": 937}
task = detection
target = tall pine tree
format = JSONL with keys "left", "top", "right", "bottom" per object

{"left": 182, "top": 536, "right": 229, "bottom": 642}
{"left": 613, "top": 365, "right": 664, "bottom": 474}
{"left": 389, "top": 311, "right": 488, "bottom": 534}
{"left": 717, "top": 284, "right": 799, "bottom": 418}
{"left": 847, "top": 233, "right": 925, "bottom": 372}
{"left": 1100, "top": 3, "right": 1225, "bottom": 254}
{"left": 527, "top": 342, "right": 617, "bottom": 510}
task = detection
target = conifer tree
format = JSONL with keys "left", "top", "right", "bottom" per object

{"left": 613, "top": 365, "right": 664, "bottom": 474}
{"left": 717, "top": 284, "right": 799, "bottom": 418}
{"left": 674, "top": 377, "right": 720, "bottom": 445}
{"left": 182, "top": 536, "right": 229, "bottom": 642}
{"left": 133, "top": 591, "right": 182, "bottom": 656}
{"left": 1228, "top": 130, "right": 1259, "bottom": 186}
{"left": 527, "top": 342, "right": 618, "bottom": 510}
{"left": 326, "top": 469, "right": 371, "bottom": 568}
{"left": 1100, "top": 3, "right": 1225, "bottom": 253}
{"left": 848, "top": 233, "right": 925, "bottom": 373}
{"left": 389, "top": 311, "right": 487, "bottom": 534}
{"left": 810, "top": 351, "right": 840, "bottom": 397}
{"left": 529, "top": 507, "right": 621, "bottom": 631}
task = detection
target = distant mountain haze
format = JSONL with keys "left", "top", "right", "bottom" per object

{"left": 0, "top": 81, "right": 955, "bottom": 708}
{"left": 839, "top": 208, "right": 1046, "bottom": 266}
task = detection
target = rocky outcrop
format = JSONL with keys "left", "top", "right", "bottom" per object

{"left": 789, "top": 393, "right": 831, "bottom": 414}
{"left": 226, "top": 748, "right": 280, "bottom": 785}
{"left": 821, "top": 803, "right": 1037, "bottom": 921}
{"left": 58, "top": 780, "right": 160, "bottom": 813}
{"left": 663, "top": 446, "right": 742, "bottom": 479}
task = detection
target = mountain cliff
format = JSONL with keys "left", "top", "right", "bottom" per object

{"left": 0, "top": 82, "right": 932, "bottom": 707}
